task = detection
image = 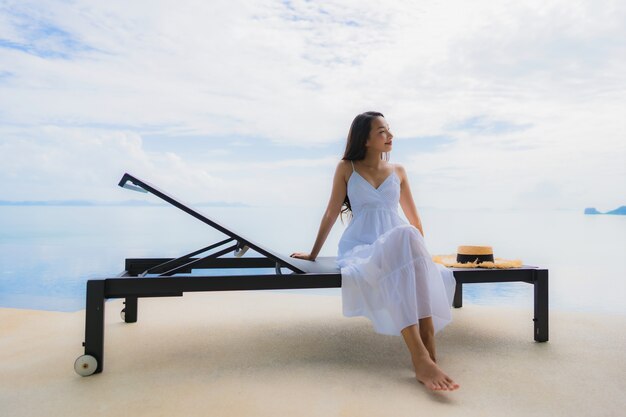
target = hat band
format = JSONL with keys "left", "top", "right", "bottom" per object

{"left": 456, "top": 254, "right": 495, "bottom": 264}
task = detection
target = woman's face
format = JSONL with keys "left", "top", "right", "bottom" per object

{"left": 366, "top": 116, "right": 393, "bottom": 152}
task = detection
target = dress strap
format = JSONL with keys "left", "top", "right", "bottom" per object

{"left": 350, "top": 160, "right": 355, "bottom": 172}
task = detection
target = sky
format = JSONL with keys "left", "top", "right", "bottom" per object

{"left": 0, "top": 0, "right": 624, "bottom": 211}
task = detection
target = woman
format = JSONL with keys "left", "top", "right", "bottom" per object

{"left": 290, "top": 111, "right": 459, "bottom": 392}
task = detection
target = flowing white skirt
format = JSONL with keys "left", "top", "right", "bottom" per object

{"left": 337, "top": 224, "right": 456, "bottom": 336}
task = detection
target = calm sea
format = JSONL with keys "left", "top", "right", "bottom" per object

{"left": 0, "top": 205, "right": 624, "bottom": 315}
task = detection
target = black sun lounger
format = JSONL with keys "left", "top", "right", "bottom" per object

{"left": 74, "top": 173, "right": 549, "bottom": 376}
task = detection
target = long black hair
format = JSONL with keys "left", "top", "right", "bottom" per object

{"left": 339, "top": 111, "right": 390, "bottom": 224}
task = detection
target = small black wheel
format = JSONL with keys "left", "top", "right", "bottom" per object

{"left": 120, "top": 308, "right": 126, "bottom": 321}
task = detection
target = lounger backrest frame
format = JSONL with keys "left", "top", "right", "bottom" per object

{"left": 118, "top": 173, "right": 311, "bottom": 274}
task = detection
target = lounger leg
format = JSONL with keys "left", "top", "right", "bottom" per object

{"left": 123, "top": 296, "right": 138, "bottom": 323}
{"left": 453, "top": 282, "right": 463, "bottom": 308}
{"left": 84, "top": 280, "right": 106, "bottom": 373}
{"left": 533, "top": 270, "right": 549, "bottom": 342}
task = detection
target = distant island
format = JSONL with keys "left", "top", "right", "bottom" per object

{"left": 584, "top": 206, "right": 626, "bottom": 215}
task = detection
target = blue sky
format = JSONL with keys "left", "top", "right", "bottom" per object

{"left": 0, "top": 0, "right": 624, "bottom": 210}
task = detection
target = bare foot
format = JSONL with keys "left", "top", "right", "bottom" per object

{"left": 412, "top": 354, "right": 460, "bottom": 392}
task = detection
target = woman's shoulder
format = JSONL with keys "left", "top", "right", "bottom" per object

{"left": 336, "top": 159, "right": 354, "bottom": 182}
{"left": 337, "top": 159, "right": 354, "bottom": 172}
{"left": 391, "top": 162, "right": 407, "bottom": 183}
{"left": 391, "top": 162, "right": 405, "bottom": 173}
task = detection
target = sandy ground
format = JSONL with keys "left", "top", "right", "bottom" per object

{"left": 1, "top": 291, "right": 625, "bottom": 417}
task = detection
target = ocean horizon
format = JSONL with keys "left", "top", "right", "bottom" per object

{"left": 1, "top": 205, "right": 624, "bottom": 315}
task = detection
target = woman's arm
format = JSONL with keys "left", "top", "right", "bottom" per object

{"left": 290, "top": 161, "right": 348, "bottom": 261}
{"left": 397, "top": 164, "right": 425, "bottom": 237}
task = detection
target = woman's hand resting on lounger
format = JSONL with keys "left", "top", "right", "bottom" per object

{"left": 290, "top": 252, "right": 316, "bottom": 261}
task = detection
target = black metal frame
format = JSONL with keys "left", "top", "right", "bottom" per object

{"left": 78, "top": 173, "right": 549, "bottom": 375}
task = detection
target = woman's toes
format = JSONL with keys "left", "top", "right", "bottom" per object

{"left": 426, "top": 381, "right": 438, "bottom": 391}
{"left": 443, "top": 376, "right": 457, "bottom": 389}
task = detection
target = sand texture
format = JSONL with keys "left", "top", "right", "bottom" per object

{"left": 1, "top": 291, "right": 625, "bottom": 417}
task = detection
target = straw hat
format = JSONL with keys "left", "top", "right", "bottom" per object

{"left": 432, "top": 245, "right": 523, "bottom": 269}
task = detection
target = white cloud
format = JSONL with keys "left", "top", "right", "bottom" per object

{"left": 0, "top": 0, "right": 624, "bottom": 209}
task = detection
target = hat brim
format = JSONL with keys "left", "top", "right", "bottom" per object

{"left": 432, "top": 254, "right": 523, "bottom": 269}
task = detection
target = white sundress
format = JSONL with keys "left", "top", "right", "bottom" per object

{"left": 336, "top": 161, "right": 456, "bottom": 336}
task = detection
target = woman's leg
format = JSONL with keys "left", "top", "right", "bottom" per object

{"left": 401, "top": 323, "right": 459, "bottom": 391}
{"left": 418, "top": 316, "right": 436, "bottom": 362}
